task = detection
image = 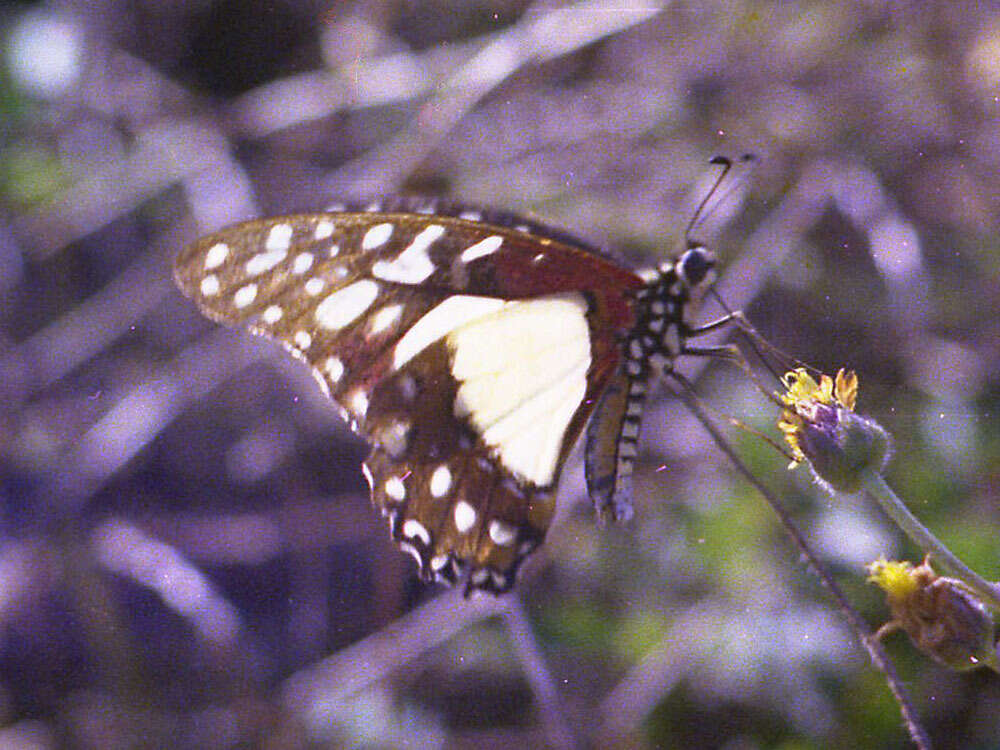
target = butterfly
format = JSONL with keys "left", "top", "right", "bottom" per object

{"left": 173, "top": 169, "right": 733, "bottom": 596}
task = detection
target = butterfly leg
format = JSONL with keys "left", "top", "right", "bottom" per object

{"left": 682, "top": 335, "right": 795, "bottom": 416}
{"left": 685, "top": 310, "right": 750, "bottom": 337}
{"left": 681, "top": 343, "right": 743, "bottom": 360}
{"left": 686, "top": 310, "right": 809, "bottom": 393}
{"left": 682, "top": 342, "right": 768, "bottom": 391}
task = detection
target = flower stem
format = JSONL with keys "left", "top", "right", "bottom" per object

{"left": 862, "top": 471, "right": 1000, "bottom": 612}
{"left": 673, "top": 379, "right": 930, "bottom": 749}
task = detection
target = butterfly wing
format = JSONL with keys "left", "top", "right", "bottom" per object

{"left": 174, "top": 210, "right": 643, "bottom": 594}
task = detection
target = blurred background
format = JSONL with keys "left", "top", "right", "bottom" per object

{"left": 2, "top": 1, "right": 999, "bottom": 748}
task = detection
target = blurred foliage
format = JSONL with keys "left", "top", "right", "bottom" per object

{"left": 1, "top": 0, "right": 1000, "bottom": 748}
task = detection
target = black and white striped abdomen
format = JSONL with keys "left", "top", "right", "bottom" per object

{"left": 583, "top": 262, "right": 705, "bottom": 522}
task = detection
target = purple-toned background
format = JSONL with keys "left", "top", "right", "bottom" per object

{"left": 2, "top": 2, "right": 999, "bottom": 747}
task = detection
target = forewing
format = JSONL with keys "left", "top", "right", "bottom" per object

{"left": 174, "top": 210, "right": 643, "bottom": 593}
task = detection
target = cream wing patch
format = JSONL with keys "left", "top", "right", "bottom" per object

{"left": 393, "top": 295, "right": 506, "bottom": 369}
{"left": 447, "top": 293, "right": 591, "bottom": 487}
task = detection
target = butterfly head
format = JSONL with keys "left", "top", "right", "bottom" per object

{"left": 675, "top": 244, "right": 717, "bottom": 293}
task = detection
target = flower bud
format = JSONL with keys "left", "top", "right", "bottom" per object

{"left": 867, "top": 558, "right": 998, "bottom": 671}
{"left": 779, "top": 369, "right": 890, "bottom": 492}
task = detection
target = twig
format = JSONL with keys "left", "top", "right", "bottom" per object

{"left": 281, "top": 588, "right": 502, "bottom": 708}
{"left": 502, "top": 596, "right": 579, "bottom": 750}
{"left": 670, "top": 377, "right": 931, "bottom": 750}
{"left": 329, "top": 0, "right": 667, "bottom": 195}
{"left": 0, "top": 245, "right": 171, "bottom": 404}
{"left": 38, "top": 329, "right": 268, "bottom": 520}
{"left": 13, "top": 120, "right": 238, "bottom": 259}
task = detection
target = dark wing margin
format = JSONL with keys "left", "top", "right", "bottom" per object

{"left": 328, "top": 195, "right": 617, "bottom": 261}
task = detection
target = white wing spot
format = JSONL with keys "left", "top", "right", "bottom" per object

{"left": 305, "top": 277, "right": 326, "bottom": 296}
{"left": 430, "top": 554, "right": 449, "bottom": 570}
{"left": 459, "top": 210, "right": 482, "bottom": 221}
{"left": 204, "top": 242, "right": 229, "bottom": 270}
{"left": 403, "top": 519, "right": 431, "bottom": 546}
{"left": 399, "top": 539, "right": 420, "bottom": 566}
{"left": 489, "top": 520, "right": 517, "bottom": 547}
{"left": 234, "top": 283, "right": 258, "bottom": 308}
{"left": 293, "top": 331, "right": 312, "bottom": 350}
{"left": 329, "top": 244, "right": 340, "bottom": 257}
{"left": 362, "top": 222, "right": 394, "bottom": 250}
{"left": 266, "top": 223, "right": 293, "bottom": 252}
{"left": 460, "top": 235, "right": 503, "bottom": 264}
{"left": 313, "top": 220, "right": 334, "bottom": 240}
{"left": 315, "top": 280, "right": 379, "bottom": 329}
{"left": 292, "top": 252, "right": 314, "bottom": 275}
{"left": 385, "top": 476, "right": 406, "bottom": 501}
{"left": 310, "top": 366, "right": 330, "bottom": 397}
{"left": 349, "top": 389, "right": 369, "bottom": 417}
{"left": 200, "top": 275, "right": 220, "bottom": 296}
{"left": 324, "top": 356, "right": 345, "bottom": 383}
{"left": 262, "top": 305, "right": 283, "bottom": 324}
{"left": 368, "top": 303, "right": 404, "bottom": 336}
{"left": 246, "top": 248, "right": 287, "bottom": 276}
{"left": 399, "top": 374, "right": 418, "bottom": 401}
{"left": 371, "top": 224, "right": 444, "bottom": 284}
{"left": 454, "top": 500, "right": 477, "bottom": 533}
{"left": 430, "top": 465, "right": 452, "bottom": 498}
{"left": 378, "top": 419, "right": 412, "bottom": 458}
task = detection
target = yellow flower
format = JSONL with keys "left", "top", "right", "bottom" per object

{"left": 867, "top": 557, "right": 921, "bottom": 601}
{"left": 868, "top": 557, "right": 997, "bottom": 671}
{"left": 781, "top": 368, "right": 857, "bottom": 410}
{"left": 778, "top": 368, "right": 857, "bottom": 465}
{"left": 777, "top": 368, "right": 888, "bottom": 492}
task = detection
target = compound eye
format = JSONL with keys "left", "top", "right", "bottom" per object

{"left": 679, "top": 247, "right": 714, "bottom": 285}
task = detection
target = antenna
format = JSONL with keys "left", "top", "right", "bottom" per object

{"left": 685, "top": 153, "right": 757, "bottom": 246}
